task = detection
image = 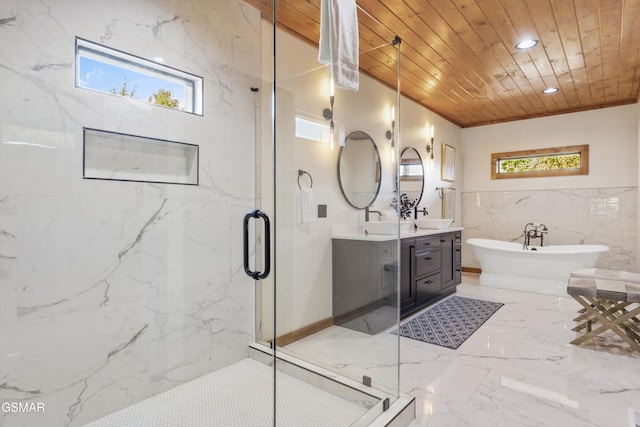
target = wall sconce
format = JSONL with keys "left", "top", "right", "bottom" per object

{"left": 386, "top": 104, "right": 396, "bottom": 160}
{"left": 323, "top": 79, "right": 335, "bottom": 150}
{"left": 425, "top": 124, "right": 434, "bottom": 159}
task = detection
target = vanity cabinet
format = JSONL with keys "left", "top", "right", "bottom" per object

{"left": 332, "top": 238, "right": 398, "bottom": 335}
{"left": 441, "top": 232, "right": 462, "bottom": 289}
{"left": 333, "top": 229, "right": 463, "bottom": 333}
{"left": 400, "top": 231, "right": 462, "bottom": 318}
{"left": 400, "top": 240, "right": 416, "bottom": 309}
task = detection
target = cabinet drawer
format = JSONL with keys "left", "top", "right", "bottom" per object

{"left": 454, "top": 246, "right": 462, "bottom": 265}
{"left": 415, "top": 249, "right": 441, "bottom": 277}
{"left": 415, "top": 236, "right": 441, "bottom": 250}
{"left": 416, "top": 272, "right": 442, "bottom": 301}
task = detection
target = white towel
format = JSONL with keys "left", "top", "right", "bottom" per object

{"left": 297, "top": 188, "right": 315, "bottom": 224}
{"left": 318, "top": 0, "right": 359, "bottom": 91}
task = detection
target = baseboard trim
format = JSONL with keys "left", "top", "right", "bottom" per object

{"left": 275, "top": 317, "right": 334, "bottom": 347}
{"left": 333, "top": 299, "right": 389, "bottom": 326}
{"left": 462, "top": 266, "right": 482, "bottom": 274}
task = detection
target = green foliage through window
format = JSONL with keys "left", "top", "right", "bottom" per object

{"left": 498, "top": 154, "right": 581, "bottom": 174}
{"left": 110, "top": 78, "right": 137, "bottom": 98}
{"left": 149, "top": 88, "right": 180, "bottom": 109}
{"left": 491, "top": 145, "right": 588, "bottom": 180}
{"left": 110, "top": 80, "right": 181, "bottom": 110}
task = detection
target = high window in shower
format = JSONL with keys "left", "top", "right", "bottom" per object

{"left": 75, "top": 38, "right": 204, "bottom": 115}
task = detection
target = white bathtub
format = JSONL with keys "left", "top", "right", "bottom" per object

{"left": 467, "top": 238, "right": 610, "bottom": 296}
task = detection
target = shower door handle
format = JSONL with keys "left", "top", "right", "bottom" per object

{"left": 243, "top": 210, "right": 271, "bottom": 280}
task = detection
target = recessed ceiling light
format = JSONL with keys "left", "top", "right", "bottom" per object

{"left": 515, "top": 39, "right": 539, "bottom": 50}
{"left": 542, "top": 87, "right": 559, "bottom": 94}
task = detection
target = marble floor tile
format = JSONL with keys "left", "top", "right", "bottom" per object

{"left": 286, "top": 273, "right": 640, "bottom": 427}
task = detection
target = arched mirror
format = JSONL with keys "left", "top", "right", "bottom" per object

{"left": 398, "top": 147, "right": 425, "bottom": 209}
{"left": 338, "top": 131, "right": 382, "bottom": 209}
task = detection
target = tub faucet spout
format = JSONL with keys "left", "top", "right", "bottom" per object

{"left": 523, "top": 223, "right": 548, "bottom": 249}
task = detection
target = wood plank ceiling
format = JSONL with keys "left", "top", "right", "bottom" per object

{"left": 245, "top": 0, "right": 640, "bottom": 127}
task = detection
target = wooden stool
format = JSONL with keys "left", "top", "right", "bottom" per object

{"left": 567, "top": 269, "right": 640, "bottom": 353}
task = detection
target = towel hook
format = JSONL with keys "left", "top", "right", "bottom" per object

{"left": 297, "top": 169, "right": 313, "bottom": 189}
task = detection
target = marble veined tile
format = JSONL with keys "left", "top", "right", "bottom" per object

{"left": 0, "top": 299, "right": 150, "bottom": 427}
{"left": 462, "top": 188, "right": 637, "bottom": 271}
{"left": 146, "top": 283, "right": 254, "bottom": 396}
{"left": 0, "top": 196, "right": 17, "bottom": 325}
{"left": 14, "top": 195, "right": 232, "bottom": 321}
{"left": 1, "top": 0, "right": 261, "bottom": 425}
{"left": 284, "top": 280, "right": 640, "bottom": 427}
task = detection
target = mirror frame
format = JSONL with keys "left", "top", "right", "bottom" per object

{"left": 398, "top": 146, "right": 425, "bottom": 208}
{"left": 337, "top": 130, "right": 382, "bottom": 209}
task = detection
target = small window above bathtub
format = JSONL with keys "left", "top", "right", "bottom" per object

{"left": 491, "top": 145, "right": 589, "bottom": 179}
{"left": 75, "top": 38, "right": 203, "bottom": 115}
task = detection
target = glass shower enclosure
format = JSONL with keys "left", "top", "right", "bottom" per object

{"left": 0, "top": 0, "right": 405, "bottom": 425}
{"left": 257, "top": 2, "right": 405, "bottom": 422}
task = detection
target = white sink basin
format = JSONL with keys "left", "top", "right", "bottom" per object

{"left": 414, "top": 218, "right": 453, "bottom": 229}
{"left": 364, "top": 221, "right": 413, "bottom": 235}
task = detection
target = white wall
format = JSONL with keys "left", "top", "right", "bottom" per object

{"left": 463, "top": 104, "right": 639, "bottom": 191}
{"left": 401, "top": 96, "right": 463, "bottom": 221}
{"left": 461, "top": 104, "right": 639, "bottom": 271}
{"left": 259, "top": 29, "right": 463, "bottom": 338}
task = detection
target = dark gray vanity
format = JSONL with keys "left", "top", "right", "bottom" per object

{"left": 400, "top": 230, "right": 461, "bottom": 318}
{"left": 334, "top": 137, "right": 460, "bottom": 334}
{"left": 331, "top": 227, "right": 462, "bottom": 334}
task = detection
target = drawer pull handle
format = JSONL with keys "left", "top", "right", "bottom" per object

{"left": 424, "top": 280, "right": 433, "bottom": 284}
{"left": 423, "top": 257, "right": 432, "bottom": 260}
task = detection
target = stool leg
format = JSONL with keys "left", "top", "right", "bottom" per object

{"left": 570, "top": 296, "right": 640, "bottom": 352}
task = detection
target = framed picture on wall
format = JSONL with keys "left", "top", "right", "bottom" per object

{"left": 441, "top": 144, "right": 455, "bottom": 182}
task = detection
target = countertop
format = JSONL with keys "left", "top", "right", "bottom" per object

{"left": 331, "top": 226, "right": 464, "bottom": 242}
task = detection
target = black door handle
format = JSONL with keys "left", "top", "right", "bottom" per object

{"left": 243, "top": 210, "right": 271, "bottom": 280}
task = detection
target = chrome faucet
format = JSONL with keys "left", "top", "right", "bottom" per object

{"left": 365, "top": 206, "right": 382, "bottom": 222}
{"left": 523, "top": 223, "right": 548, "bottom": 250}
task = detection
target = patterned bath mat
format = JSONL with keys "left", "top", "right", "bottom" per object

{"left": 393, "top": 296, "right": 504, "bottom": 349}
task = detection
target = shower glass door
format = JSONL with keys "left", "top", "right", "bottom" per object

{"left": 1, "top": 0, "right": 273, "bottom": 426}
{"left": 255, "top": 0, "right": 403, "bottom": 423}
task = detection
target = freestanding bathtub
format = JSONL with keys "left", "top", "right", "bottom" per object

{"left": 467, "top": 238, "right": 610, "bottom": 296}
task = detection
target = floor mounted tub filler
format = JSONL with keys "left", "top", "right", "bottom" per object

{"left": 467, "top": 238, "right": 610, "bottom": 296}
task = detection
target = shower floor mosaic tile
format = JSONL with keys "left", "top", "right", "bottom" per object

{"left": 85, "top": 358, "right": 368, "bottom": 427}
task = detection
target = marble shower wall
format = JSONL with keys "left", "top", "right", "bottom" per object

{"left": 461, "top": 188, "right": 637, "bottom": 271}
{"left": 0, "top": 1, "right": 261, "bottom": 426}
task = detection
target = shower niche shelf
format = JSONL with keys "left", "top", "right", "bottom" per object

{"left": 83, "top": 128, "right": 199, "bottom": 185}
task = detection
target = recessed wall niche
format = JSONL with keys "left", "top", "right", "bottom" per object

{"left": 83, "top": 128, "right": 199, "bottom": 185}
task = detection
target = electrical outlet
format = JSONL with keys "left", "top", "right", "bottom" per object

{"left": 318, "top": 204, "right": 327, "bottom": 218}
